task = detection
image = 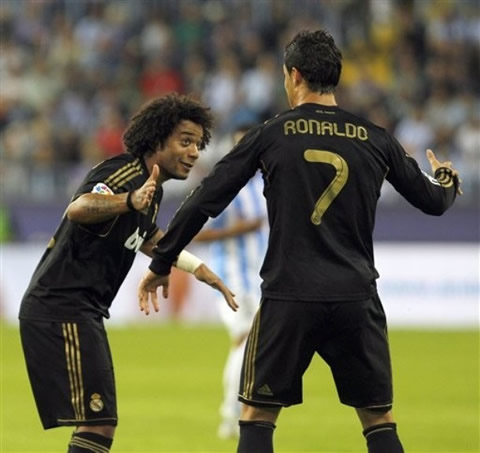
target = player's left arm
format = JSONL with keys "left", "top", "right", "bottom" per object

{"left": 139, "top": 230, "right": 238, "bottom": 314}
{"left": 137, "top": 264, "right": 238, "bottom": 316}
{"left": 386, "top": 136, "right": 462, "bottom": 215}
{"left": 140, "top": 229, "right": 164, "bottom": 257}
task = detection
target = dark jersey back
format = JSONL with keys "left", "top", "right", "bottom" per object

{"left": 19, "top": 154, "right": 162, "bottom": 320}
{"left": 152, "top": 104, "right": 456, "bottom": 302}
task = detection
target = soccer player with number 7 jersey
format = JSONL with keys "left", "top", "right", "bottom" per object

{"left": 138, "top": 30, "right": 462, "bottom": 453}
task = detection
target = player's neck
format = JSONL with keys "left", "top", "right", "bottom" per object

{"left": 293, "top": 90, "right": 337, "bottom": 108}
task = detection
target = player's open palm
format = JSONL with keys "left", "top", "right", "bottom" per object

{"left": 194, "top": 264, "right": 238, "bottom": 312}
{"left": 131, "top": 164, "right": 159, "bottom": 214}
{"left": 137, "top": 269, "right": 168, "bottom": 315}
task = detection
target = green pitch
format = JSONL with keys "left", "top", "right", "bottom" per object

{"left": 1, "top": 323, "right": 478, "bottom": 452}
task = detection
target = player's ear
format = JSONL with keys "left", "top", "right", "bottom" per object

{"left": 291, "top": 67, "right": 303, "bottom": 85}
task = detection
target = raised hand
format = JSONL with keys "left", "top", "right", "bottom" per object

{"left": 426, "top": 149, "right": 463, "bottom": 195}
{"left": 131, "top": 164, "right": 160, "bottom": 214}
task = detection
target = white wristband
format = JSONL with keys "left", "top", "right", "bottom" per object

{"left": 175, "top": 250, "right": 204, "bottom": 274}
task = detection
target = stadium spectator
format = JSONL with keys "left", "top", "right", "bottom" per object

{"left": 394, "top": 103, "right": 434, "bottom": 169}
{"left": 94, "top": 106, "right": 126, "bottom": 158}
{"left": 138, "top": 29, "right": 462, "bottom": 453}
{"left": 18, "top": 93, "right": 237, "bottom": 453}
{"left": 1, "top": 0, "right": 478, "bottom": 208}
{"left": 194, "top": 124, "right": 268, "bottom": 439}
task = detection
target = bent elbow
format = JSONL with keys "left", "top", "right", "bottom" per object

{"left": 421, "top": 203, "right": 449, "bottom": 216}
{"left": 66, "top": 201, "right": 84, "bottom": 223}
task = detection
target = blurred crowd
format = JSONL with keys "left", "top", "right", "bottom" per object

{"left": 0, "top": 0, "right": 479, "bottom": 241}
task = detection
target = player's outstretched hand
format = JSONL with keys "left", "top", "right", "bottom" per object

{"left": 426, "top": 149, "right": 463, "bottom": 195}
{"left": 137, "top": 269, "right": 169, "bottom": 315}
{"left": 131, "top": 164, "right": 160, "bottom": 214}
{"left": 193, "top": 264, "right": 238, "bottom": 312}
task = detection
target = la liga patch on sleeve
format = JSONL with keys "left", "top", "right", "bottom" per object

{"left": 92, "top": 183, "right": 114, "bottom": 195}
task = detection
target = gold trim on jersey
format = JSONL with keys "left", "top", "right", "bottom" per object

{"left": 112, "top": 168, "right": 143, "bottom": 191}
{"left": 62, "top": 323, "right": 85, "bottom": 421}
{"left": 103, "top": 158, "right": 144, "bottom": 191}
{"left": 104, "top": 158, "right": 139, "bottom": 185}
{"left": 242, "top": 309, "right": 261, "bottom": 400}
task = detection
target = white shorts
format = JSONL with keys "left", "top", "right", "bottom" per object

{"left": 217, "top": 293, "right": 260, "bottom": 340}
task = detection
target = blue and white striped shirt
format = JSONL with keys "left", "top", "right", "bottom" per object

{"left": 206, "top": 172, "right": 268, "bottom": 298}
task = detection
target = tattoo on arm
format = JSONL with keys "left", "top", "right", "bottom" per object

{"left": 85, "top": 197, "right": 118, "bottom": 215}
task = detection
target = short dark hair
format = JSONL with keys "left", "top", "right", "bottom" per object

{"left": 284, "top": 29, "right": 342, "bottom": 94}
{"left": 123, "top": 93, "right": 214, "bottom": 157}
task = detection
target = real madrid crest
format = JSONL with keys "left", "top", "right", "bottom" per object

{"left": 89, "top": 393, "right": 104, "bottom": 412}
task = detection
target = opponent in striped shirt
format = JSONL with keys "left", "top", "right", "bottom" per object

{"left": 195, "top": 124, "right": 268, "bottom": 439}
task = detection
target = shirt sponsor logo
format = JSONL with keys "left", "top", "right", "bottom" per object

{"left": 124, "top": 227, "right": 146, "bottom": 252}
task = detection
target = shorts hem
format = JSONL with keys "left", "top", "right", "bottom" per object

{"left": 239, "top": 395, "right": 297, "bottom": 408}
{"left": 341, "top": 399, "right": 393, "bottom": 409}
{"left": 44, "top": 418, "right": 118, "bottom": 429}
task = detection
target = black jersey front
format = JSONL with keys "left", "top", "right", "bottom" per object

{"left": 19, "top": 154, "right": 162, "bottom": 321}
{"left": 151, "top": 104, "right": 456, "bottom": 302}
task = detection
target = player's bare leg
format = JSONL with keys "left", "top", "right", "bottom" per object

{"left": 237, "top": 405, "right": 280, "bottom": 453}
{"left": 356, "top": 408, "right": 404, "bottom": 453}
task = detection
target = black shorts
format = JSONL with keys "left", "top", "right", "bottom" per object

{"left": 239, "top": 295, "right": 393, "bottom": 410}
{"left": 20, "top": 318, "right": 118, "bottom": 429}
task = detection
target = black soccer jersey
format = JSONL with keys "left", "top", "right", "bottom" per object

{"left": 19, "top": 154, "right": 162, "bottom": 320}
{"left": 151, "top": 104, "right": 457, "bottom": 302}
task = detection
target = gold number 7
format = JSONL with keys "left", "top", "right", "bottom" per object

{"left": 304, "top": 149, "right": 349, "bottom": 225}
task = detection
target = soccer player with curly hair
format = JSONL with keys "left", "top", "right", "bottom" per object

{"left": 19, "top": 93, "right": 237, "bottom": 453}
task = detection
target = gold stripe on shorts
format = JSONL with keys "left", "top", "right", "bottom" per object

{"left": 242, "top": 308, "right": 261, "bottom": 400}
{"left": 62, "top": 323, "right": 85, "bottom": 420}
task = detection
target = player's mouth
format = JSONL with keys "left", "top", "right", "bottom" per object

{"left": 180, "top": 161, "right": 194, "bottom": 172}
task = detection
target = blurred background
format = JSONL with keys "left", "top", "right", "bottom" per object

{"left": 0, "top": 0, "right": 478, "bottom": 326}
{"left": 0, "top": 2, "right": 478, "bottom": 451}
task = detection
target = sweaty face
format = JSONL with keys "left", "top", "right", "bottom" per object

{"left": 156, "top": 120, "right": 204, "bottom": 181}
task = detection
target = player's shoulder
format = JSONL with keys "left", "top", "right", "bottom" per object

{"left": 92, "top": 152, "right": 139, "bottom": 171}
{"left": 87, "top": 153, "right": 146, "bottom": 191}
{"left": 262, "top": 108, "right": 297, "bottom": 129}
{"left": 90, "top": 153, "right": 145, "bottom": 179}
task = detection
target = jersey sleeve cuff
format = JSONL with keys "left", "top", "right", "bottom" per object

{"left": 149, "top": 256, "right": 173, "bottom": 275}
{"left": 434, "top": 167, "right": 458, "bottom": 190}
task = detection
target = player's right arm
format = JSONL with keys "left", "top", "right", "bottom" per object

{"left": 67, "top": 164, "right": 159, "bottom": 224}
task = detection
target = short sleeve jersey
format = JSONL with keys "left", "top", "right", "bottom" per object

{"left": 19, "top": 154, "right": 162, "bottom": 320}
{"left": 151, "top": 104, "right": 457, "bottom": 303}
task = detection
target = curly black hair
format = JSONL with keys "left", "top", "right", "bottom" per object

{"left": 123, "top": 93, "right": 214, "bottom": 157}
{"left": 284, "top": 29, "right": 342, "bottom": 94}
